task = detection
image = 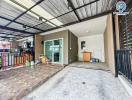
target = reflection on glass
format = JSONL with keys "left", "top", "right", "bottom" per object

{"left": 45, "top": 39, "right": 62, "bottom": 63}
{"left": 45, "top": 41, "right": 53, "bottom": 62}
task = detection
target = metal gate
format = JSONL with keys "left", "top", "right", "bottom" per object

{"left": 116, "top": 0, "right": 132, "bottom": 83}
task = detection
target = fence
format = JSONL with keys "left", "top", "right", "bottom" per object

{"left": 0, "top": 52, "right": 32, "bottom": 70}
{"left": 116, "top": 50, "right": 132, "bottom": 83}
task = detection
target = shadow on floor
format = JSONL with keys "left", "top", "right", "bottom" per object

{"left": 68, "top": 62, "right": 109, "bottom": 71}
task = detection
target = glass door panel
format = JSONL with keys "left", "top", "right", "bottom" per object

{"left": 45, "top": 41, "right": 53, "bottom": 62}
{"left": 53, "top": 46, "right": 60, "bottom": 62}
{"left": 59, "top": 39, "right": 63, "bottom": 64}
{"left": 44, "top": 39, "right": 63, "bottom": 64}
{"left": 53, "top": 39, "right": 60, "bottom": 63}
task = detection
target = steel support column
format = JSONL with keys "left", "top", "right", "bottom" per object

{"left": 112, "top": 13, "right": 118, "bottom": 77}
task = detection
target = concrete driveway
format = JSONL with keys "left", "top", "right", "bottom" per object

{"left": 22, "top": 67, "right": 131, "bottom": 100}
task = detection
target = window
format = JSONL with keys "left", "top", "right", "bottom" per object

{"left": 81, "top": 41, "right": 86, "bottom": 50}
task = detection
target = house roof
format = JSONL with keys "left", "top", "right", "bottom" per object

{"left": 0, "top": 0, "right": 117, "bottom": 40}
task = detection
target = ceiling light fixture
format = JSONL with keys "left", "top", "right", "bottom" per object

{"left": 39, "top": 17, "right": 43, "bottom": 21}
{"left": 86, "top": 30, "right": 89, "bottom": 33}
{"left": 67, "top": 0, "right": 72, "bottom": 10}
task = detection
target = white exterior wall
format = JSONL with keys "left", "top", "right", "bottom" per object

{"left": 78, "top": 34, "right": 105, "bottom": 62}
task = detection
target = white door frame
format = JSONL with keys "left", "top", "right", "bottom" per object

{"left": 44, "top": 38, "right": 64, "bottom": 64}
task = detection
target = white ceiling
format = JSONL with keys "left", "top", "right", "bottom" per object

{"left": 40, "top": 15, "right": 108, "bottom": 37}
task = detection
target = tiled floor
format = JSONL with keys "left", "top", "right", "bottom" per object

{"left": 0, "top": 64, "right": 63, "bottom": 100}
{"left": 22, "top": 67, "right": 131, "bottom": 100}
{"left": 69, "top": 62, "right": 109, "bottom": 71}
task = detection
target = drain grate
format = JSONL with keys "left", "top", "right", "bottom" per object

{"left": 82, "top": 82, "right": 86, "bottom": 84}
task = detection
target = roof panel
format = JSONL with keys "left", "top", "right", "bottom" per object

{"left": 0, "top": 34, "right": 7, "bottom": 37}
{"left": 36, "top": 23, "right": 54, "bottom": 30}
{"left": 0, "top": 0, "right": 24, "bottom": 20}
{"left": 51, "top": 11, "right": 78, "bottom": 24}
{"left": 26, "top": 28, "right": 40, "bottom": 33}
{"left": 86, "top": 5, "right": 92, "bottom": 16}
{"left": 0, "top": 0, "right": 116, "bottom": 37}
{"left": 71, "top": 0, "right": 85, "bottom": 8}
{"left": 0, "top": 18, "right": 10, "bottom": 26}
{"left": 76, "top": 2, "right": 99, "bottom": 19}
{"left": 33, "top": 0, "right": 72, "bottom": 18}
{"left": 71, "top": 0, "right": 96, "bottom": 8}
{"left": 84, "top": 0, "right": 96, "bottom": 4}
{"left": 0, "top": 37, "right": 4, "bottom": 41}
{"left": 0, "top": 29, "right": 13, "bottom": 34}
{"left": 0, "top": 29, "right": 31, "bottom": 39}
{"left": 14, "top": 0, "right": 34, "bottom": 8}
{"left": 12, "top": 32, "right": 24, "bottom": 35}
{"left": 16, "top": 14, "right": 42, "bottom": 27}
{"left": 77, "top": 7, "right": 87, "bottom": 19}
{"left": 91, "top": 2, "right": 97, "bottom": 16}
{"left": 96, "top": 0, "right": 103, "bottom": 14}
{"left": 20, "top": 33, "right": 31, "bottom": 37}
{"left": 8, "top": 23, "right": 26, "bottom": 30}
{"left": 109, "top": 0, "right": 116, "bottom": 10}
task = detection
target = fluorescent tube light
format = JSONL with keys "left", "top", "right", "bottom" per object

{"left": 46, "top": 22, "right": 56, "bottom": 27}
{"left": 50, "top": 19, "right": 63, "bottom": 26}
{"left": 4, "top": 0, "right": 39, "bottom": 19}
{"left": 13, "top": 0, "right": 34, "bottom": 8}
{"left": 5, "top": 0, "right": 63, "bottom": 26}
{"left": 4, "top": 0, "right": 26, "bottom": 11}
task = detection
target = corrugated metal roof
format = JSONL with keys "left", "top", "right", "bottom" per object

{"left": 0, "top": 0, "right": 116, "bottom": 40}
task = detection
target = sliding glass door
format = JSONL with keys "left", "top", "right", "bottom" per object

{"left": 45, "top": 41, "right": 53, "bottom": 62}
{"left": 44, "top": 39, "right": 63, "bottom": 64}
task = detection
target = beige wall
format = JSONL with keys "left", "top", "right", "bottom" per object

{"left": 115, "top": 15, "right": 120, "bottom": 50}
{"left": 43, "top": 30, "right": 78, "bottom": 64}
{"left": 78, "top": 34, "right": 105, "bottom": 62}
{"left": 34, "top": 34, "right": 43, "bottom": 60}
{"left": 43, "top": 30, "right": 69, "bottom": 65}
{"left": 104, "top": 14, "right": 115, "bottom": 75}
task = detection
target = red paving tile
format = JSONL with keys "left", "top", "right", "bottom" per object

{"left": 0, "top": 64, "right": 63, "bottom": 100}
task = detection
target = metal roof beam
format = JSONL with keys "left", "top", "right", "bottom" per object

{"left": 0, "top": 25, "right": 34, "bottom": 34}
{"left": 5, "top": 0, "right": 45, "bottom": 26}
{"left": 39, "top": 10, "right": 112, "bottom": 34}
{"left": 0, "top": 33, "right": 11, "bottom": 35}
{"left": 0, "top": 16, "right": 45, "bottom": 32}
{"left": 10, "top": 0, "right": 58, "bottom": 27}
{"left": 67, "top": 0, "right": 81, "bottom": 21}
{"left": 0, "top": 36, "right": 21, "bottom": 39}
{"left": 33, "top": 0, "right": 99, "bottom": 28}
{"left": 0, "top": 32, "right": 26, "bottom": 37}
